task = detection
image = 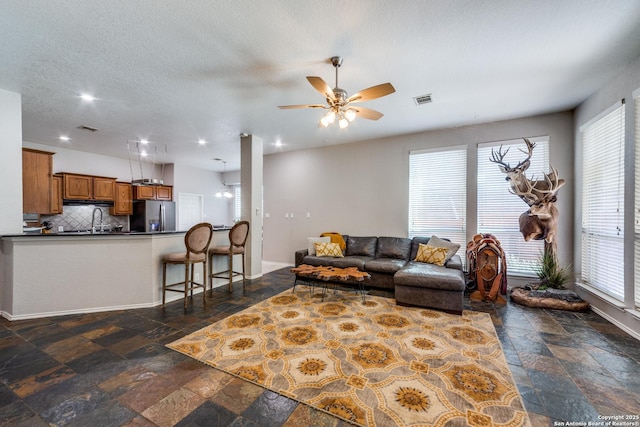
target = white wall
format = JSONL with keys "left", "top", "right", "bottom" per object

{"left": 0, "top": 89, "right": 23, "bottom": 235}
{"left": 172, "top": 163, "right": 232, "bottom": 226}
{"left": 0, "top": 88, "right": 23, "bottom": 315}
{"left": 573, "top": 54, "right": 640, "bottom": 337}
{"left": 22, "top": 140, "right": 162, "bottom": 182}
{"left": 263, "top": 111, "right": 574, "bottom": 269}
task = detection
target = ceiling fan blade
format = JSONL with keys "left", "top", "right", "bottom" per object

{"left": 346, "top": 83, "right": 395, "bottom": 103}
{"left": 278, "top": 104, "right": 326, "bottom": 109}
{"left": 352, "top": 106, "right": 384, "bottom": 120}
{"left": 306, "top": 76, "right": 336, "bottom": 101}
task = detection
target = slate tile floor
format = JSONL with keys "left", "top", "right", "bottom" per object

{"left": 1, "top": 267, "right": 639, "bottom": 426}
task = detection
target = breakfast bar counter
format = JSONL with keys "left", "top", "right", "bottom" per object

{"left": 0, "top": 229, "right": 232, "bottom": 320}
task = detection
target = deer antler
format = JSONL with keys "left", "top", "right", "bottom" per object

{"left": 508, "top": 177, "right": 539, "bottom": 206}
{"left": 514, "top": 138, "right": 535, "bottom": 170}
{"left": 539, "top": 166, "right": 565, "bottom": 198}
{"left": 490, "top": 138, "right": 536, "bottom": 172}
{"left": 490, "top": 145, "right": 511, "bottom": 168}
{"left": 510, "top": 165, "right": 564, "bottom": 206}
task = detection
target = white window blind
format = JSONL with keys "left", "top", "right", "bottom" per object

{"left": 581, "top": 102, "right": 625, "bottom": 301}
{"left": 477, "top": 137, "right": 549, "bottom": 276}
{"left": 408, "top": 147, "right": 467, "bottom": 258}
{"left": 233, "top": 186, "right": 241, "bottom": 222}
{"left": 634, "top": 93, "right": 640, "bottom": 308}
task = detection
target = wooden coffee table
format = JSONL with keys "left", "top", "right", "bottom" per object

{"left": 290, "top": 264, "right": 370, "bottom": 302}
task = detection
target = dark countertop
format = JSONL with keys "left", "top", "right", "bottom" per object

{"left": 2, "top": 227, "right": 231, "bottom": 238}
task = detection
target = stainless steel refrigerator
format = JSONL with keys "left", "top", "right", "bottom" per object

{"left": 130, "top": 200, "right": 176, "bottom": 232}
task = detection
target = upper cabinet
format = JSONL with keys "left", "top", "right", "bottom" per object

{"left": 63, "top": 174, "right": 92, "bottom": 200}
{"left": 22, "top": 148, "right": 54, "bottom": 214}
{"left": 50, "top": 175, "right": 62, "bottom": 214}
{"left": 93, "top": 177, "right": 116, "bottom": 201}
{"left": 62, "top": 173, "right": 116, "bottom": 201}
{"left": 110, "top": 182, "right": 133, "bottom": 215}
{"left": 133, "top": 185, "right": 172, "bottom": 201}
{"left": 133, "top": 185, "right": 155, "bottom": 200}
{"left": 156, "top": 185, "right": 173, "bottom": 200}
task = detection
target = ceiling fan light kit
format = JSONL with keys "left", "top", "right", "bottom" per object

{"left": 279, "top": 56, "right": 395, "bottom": 129}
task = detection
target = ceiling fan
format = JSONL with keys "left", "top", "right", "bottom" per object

{"left": 278, "top": 56, "right": 395, "bottom": 128}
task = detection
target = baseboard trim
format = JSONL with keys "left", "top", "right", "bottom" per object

{"left": 2, "top": 274, "right": 264, "bottom": 321}
{"left": 1, "top": 302, "right": 155, "bottom": 322}
{"left": 589, "top": 305, "right": 640, "bottom": 342}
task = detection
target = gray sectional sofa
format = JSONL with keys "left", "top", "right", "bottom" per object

{"left": 294, "top": 235, "right": 466, "bottom": 313}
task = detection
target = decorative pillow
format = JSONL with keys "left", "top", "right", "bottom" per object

{"left": 314, "top": 242, "right": 344, "bottom": 257}
{"left": 428, "top": 235, "right": 461, "bottom": 263}
{"left": 307, "top": 237, "right": 330, "bottom": 255}
{"left": 414, "top": 244, "right": 448, "bottom": 266}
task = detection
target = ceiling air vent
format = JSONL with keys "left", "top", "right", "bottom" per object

{"left": 413, "top": 94, "right": 433, "bottom": 106}
{"left": 77, "top": 125, "right": 99, "bottom": 132}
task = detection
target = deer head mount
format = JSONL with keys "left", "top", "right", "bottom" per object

{"left": 490, "top": 138, "right": 565, "bottom": 207}
{"left": 490, "top": 137, "right": 565, "bottom": 246}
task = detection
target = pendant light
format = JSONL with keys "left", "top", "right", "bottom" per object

{"left": 215, "top": 160, "right": 233, "bottom": 198}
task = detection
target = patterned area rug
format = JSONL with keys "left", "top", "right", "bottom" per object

{"left": 167, "top": 289, "right": 531, "bottom": 426}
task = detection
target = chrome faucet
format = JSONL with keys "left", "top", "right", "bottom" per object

{"left": 91, "top": 207, "right": 103, "bottom": 233}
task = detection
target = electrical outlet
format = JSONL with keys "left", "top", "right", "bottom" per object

{"left": 195, "top": 273, "right": 200, "bottom": 281}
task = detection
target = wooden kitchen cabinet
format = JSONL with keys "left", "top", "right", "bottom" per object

{"left": 110, "top": 182, "right": 133, "bottom": 215}
{"left": 133, "top": 185, "right": 172, "bottom": 201}
{"left": 50, "top": 175, "right": 62, "bottom": 214}
{"left": 156, "top": 185, "right": 172, "bottom": 200}
{"left": 62, "top": 173, "right": 116, "bottom": 201}
{"left": 22, "top": 148, "right": 54, "bottom": 214}
{"left": 93, "top": 177, "right": 116, "bottom": 201}
{"left": 133, "top": 185, "right": 155, "bottom": 200}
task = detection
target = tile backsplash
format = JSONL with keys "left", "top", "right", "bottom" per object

{"left": 41, "top": 205, "right": 129, "bottom": 232}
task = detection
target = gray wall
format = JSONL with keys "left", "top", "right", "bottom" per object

{"left": 573, "top": 54, "right": 640, "bottom": 336}
{"left": 263, "top": 111, "right": 574, "bottom": 270}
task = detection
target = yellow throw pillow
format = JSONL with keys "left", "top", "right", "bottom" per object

{"left": 414, "top": 244, "right": 447, "bottom": 266}
{"left": 314, "top": 242, "right": 344, "bottom": 257}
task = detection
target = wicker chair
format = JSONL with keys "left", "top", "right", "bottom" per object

{"left": 162, "top": 222, "right": 213, "bottom": 308}
{"left": 208, "top": 221, "right": 250, "bottom": 292}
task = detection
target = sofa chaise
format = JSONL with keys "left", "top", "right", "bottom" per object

{"left": 294, "top": 235, "right": 466, "bottom": 313}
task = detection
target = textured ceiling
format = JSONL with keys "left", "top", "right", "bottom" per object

{"left": 1, "top": 0, "right": 640, "bottom": 172}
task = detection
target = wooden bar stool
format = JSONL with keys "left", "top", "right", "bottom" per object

{"left": 208, "top": 221, "right": 250, "bottom": 292}
{"left": 162, "top": 222, "right": 213, "bottom": 308}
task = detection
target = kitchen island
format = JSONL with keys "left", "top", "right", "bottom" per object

{"left": 0, "top": 228, "right": 234, "bottom": 320}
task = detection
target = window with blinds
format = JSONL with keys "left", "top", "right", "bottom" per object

{"left": 581, "top": 101, "right": 625, "bottom": 301}
{"left": 233, "top": 185, "right": 241, "bottom": 221}
{"left": 477, "top": 137, "right": 549, "bottom": 276}
{"left": 408, "top": 147, "right": 467, "bottom": 258}
{"left": 634, "top": 93, "right": 640, "bottom": 309}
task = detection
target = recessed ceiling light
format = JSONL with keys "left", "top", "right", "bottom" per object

{"left": 140, "top": 150, "right": 148, "bottom": 157}
{"left": 59, "top": 136, "right": 70, "bottom": 142}
{"left": 140, "top": 139, "right": 149, "bottom": 145}
{"left": 80, "top": 93, "right": 96, "bottom": 102}
{"left": 275, "top": 140, "right": 282, "bottom": 147}
{"left": 198, "top": 139, "right": 207, "bottom": 145}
